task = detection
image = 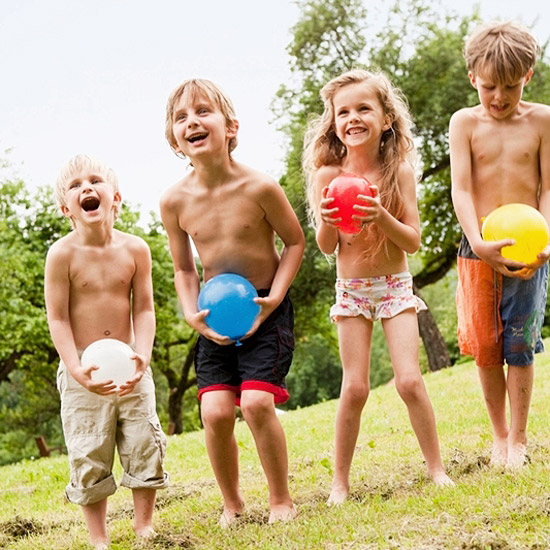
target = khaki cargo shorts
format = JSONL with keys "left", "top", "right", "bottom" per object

{"left": 57, "top": 362, "right": 169, "bottom": 506}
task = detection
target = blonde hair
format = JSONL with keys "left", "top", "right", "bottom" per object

{"left": 165, "top": 78, "right": 238, "bottom": 158}
{"left": 464, "top": 20, "right": 540, "bottom": 83}
{"left": 55, "top": 154, "right": 120, "bottom": 220}
{"left": 303, "top": 69, "right": 416, "bottom": 252}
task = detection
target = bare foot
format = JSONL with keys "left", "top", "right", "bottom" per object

{"left": 92, "top": 541, "right": 109, "bottom": 550}
{"left": 506, "top": 442, "right": 527, "bottom": 470}
{"left": 135, "top": 526, "right": 157, "bottom": 540}
{"left": 219, "top": 508, "right": 243, "bottom": 529}
{"left": 490, "top": 439, "right": 508, "bottom": 467}
{"left": 430, "top": 470, "right": 454, "bottom": 487}
{"left": 327, "top": 485, "right": 349, "bottom": 506}
{"left": 268, "top": 504, "right": 298, "bottom": 524}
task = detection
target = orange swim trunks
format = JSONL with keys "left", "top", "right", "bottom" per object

{"left": 456, "top": 235, "right": 547, "bottom": 368}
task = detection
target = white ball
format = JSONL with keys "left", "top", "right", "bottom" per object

{"left": 81, "top": 339, "right": 136, "bottom": 388}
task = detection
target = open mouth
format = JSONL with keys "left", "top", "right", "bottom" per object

{"left": 81, "top": 196, "right": 100, "bottom": 212}
{"left": 188, "top": 133, "right": 207, "bottom": 143}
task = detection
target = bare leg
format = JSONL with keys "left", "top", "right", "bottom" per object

{"left": 132, "top": 488, "right": 157, "bottom": 538}
{"left": 201, "top": 391, "right": 244, "bottom": 527}
{"left": 328, "top": 316, "right": 373, "bottom": 505}
{"left": 81, "top": 498, "right": 109, "bottom": 549}
{"left": 383, "top": 311, "right": 453, "bottom": 486}
{"left": 477, "top": 365, "right": 509, "bottom": 466}
{"left": 240, "top": 390, "right": 296, "bottom": 523}
{"left": 506, "top": 364, "right": 533, "bottom": 469}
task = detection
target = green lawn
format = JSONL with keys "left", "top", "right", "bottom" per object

{"left": 1, "top": 348, "right": 550, "bottom": 549}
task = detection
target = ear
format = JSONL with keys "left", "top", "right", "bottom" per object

{"left": 227, "top": 118, "right": 239, "bottom": 139}
{"left": 60, "top": 204, "right": 71, "bottom": 218}
{"left": 113, "top": 191, "right": 122, "bottom": 207}
{"left": 468, "top": 71, "right": 478, "bottom": 89}
{"left": 383, "top": 115, "right": 392, "bottom": 132}
{"left": 523, "top": 68, "right": 534, "bottom": 85}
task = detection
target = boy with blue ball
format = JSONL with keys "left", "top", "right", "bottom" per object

{"left": 160, "top": 78, "right": 304, "bottom": 526}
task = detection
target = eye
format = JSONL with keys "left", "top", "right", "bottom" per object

{"left": 69, "top": 181, "right": 81, "bottom": 190}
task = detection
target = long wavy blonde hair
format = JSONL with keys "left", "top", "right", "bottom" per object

{"left": 303, "top": 69, "right": 417, "bottom": 253}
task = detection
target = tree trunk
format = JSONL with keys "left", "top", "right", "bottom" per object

{"left": 414, "top": 283, "right": 451, "bottom": 372}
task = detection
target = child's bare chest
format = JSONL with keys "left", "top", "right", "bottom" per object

{"left": 471, "top": 120, "right": 539, "bottom": 167}
{"left": 182, "top": 193, "right": 266, "bottom": 244}
{"left": 70, "top": 249, "right": 135, "bottom": 294}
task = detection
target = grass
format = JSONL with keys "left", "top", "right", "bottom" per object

{"left": 2, "top": 348, "right": 550, "bottom": 549}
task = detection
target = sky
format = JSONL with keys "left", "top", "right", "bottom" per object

{"left": 1, "top": 0, "right": 549, "bottom": 225}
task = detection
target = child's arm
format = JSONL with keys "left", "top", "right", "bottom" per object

{"left": 44, "top": 243, "right": 116, "bottom": 394}
{"left": 160, "top": 193, "right": 230, "bottom": 345}
{"left": 248, "top": 179, "right": 305, "bottom": 332}
{"left": 313, "top": 166, "right": 341, "bottom": 255}
{"left": 353, "top": 162, "right": 421, "bottom": 254}
{"left": 531, "top": 108, "right": 550, "bottom": 268}
{"left": 449, "top": 110, "right": 520, "bottom": 274}
{"left": 118, "top": 237, "right": 156, "bottom": 396}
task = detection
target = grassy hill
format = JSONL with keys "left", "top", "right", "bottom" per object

{"left": 2, "top": 350, "right": 550, "bottom": 550}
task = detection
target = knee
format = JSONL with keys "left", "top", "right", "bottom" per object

{"left": 341, "top": 380, "right": 370, "bottom": 409}
{"left": 240, "top": 393, "right": 275, "bottom": 425}
{"left": 201, "top": 404, "right": 235, "bottom": 433}
{"left": 394, "top": 374, "right": 423, "bottom": 402}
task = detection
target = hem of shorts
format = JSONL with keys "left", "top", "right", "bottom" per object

{"left": 198, "top": 382, "right": 289, "bottom": 406}
{"left": 330, "top": 305, "right": 420, "bottom": 323}
{"left": 240, "top": 380, "right": 290, "bottom": 404}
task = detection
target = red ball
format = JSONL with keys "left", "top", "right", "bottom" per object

{"left": 326, "top": 173, "right": 374, "bottom": 234}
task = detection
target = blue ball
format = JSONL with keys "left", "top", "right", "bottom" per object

{"left": 198, "top": 273, "right": 260, "bottom": 343}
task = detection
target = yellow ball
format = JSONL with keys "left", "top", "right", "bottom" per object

{"left": 481, "top": 203, "right": 549, "bottom": 264}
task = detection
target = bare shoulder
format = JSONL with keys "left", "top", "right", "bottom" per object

{"left": 449, "top": 106, "right": 480, "bottom": 130}
{"left": 396, "top": 160, "right": 416, "bottom": 193}
{"left": 46, "top": 232, "right": 76, "bottom": 262}
{"left": 313, "top": 164, "right": 342, "bottom": 188}
{"left": 159, "top": 174, "right": 192, "bottom": 211}
{"left": 525, "top": 101, "right": 550, "bottom": 125}
{"left": 115, "top": 230, "right": 150, "bottom": 254}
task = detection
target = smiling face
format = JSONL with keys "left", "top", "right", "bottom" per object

{"left": 469, "top": 68, "right": 533, "bottom": 120}
{"left": 165, "top": 79, "right": 239, "bottom": 159}
{"left": 55, "top": 155, "right": 121, "bottom": 229}
{"left": 170, "top": 91, "right": 238, "bottom": 160}
{"left": 332, "top": 81, "right": 391, "bottom": 150}
{"left": 61, "top": 171, "right": 121, "bottom": 228}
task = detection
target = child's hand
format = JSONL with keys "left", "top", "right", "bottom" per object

{"left": 319, "top": 187, "right": 341, "bottom": 227}
{"left": 509, "top": 244, "right": 550, "bottom": 280}
{"left": 188, "top": 308, "right": 233, "bottom": 345}
{"left": 473, "top": 239, "right": 528, "bottom": 276}
{"left": 352, "top": 184, "right": 381, "bottom": 226}
{"left": 240, "top": 295, "right": 278, "bottom": 340}
{"left": 73, "top": 363, "right": 118, "bottom": 395}
{"left": 117, "top": 352, "right": 148, "bottom": 397}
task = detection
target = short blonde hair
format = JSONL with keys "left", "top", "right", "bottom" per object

{"left": 165, "top": 78, "right": 238, "bottom": 158}
{"left": 464, "top": 20, "right": 540, "bottom": 83}
{"left": 55, "top": 154, "right": 120, "bottom": 217}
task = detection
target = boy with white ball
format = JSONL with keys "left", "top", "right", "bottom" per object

{"left": 44, "top": 154, "right": 168, "bottom": 549}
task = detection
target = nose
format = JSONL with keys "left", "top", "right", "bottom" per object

{"left": 349, "top": 109, "right": 360, "bottom": 122}
{"left": 81, "top": 180, "right": 94, "bottom": 192}
{"left": 494, "top": 86, "right": 505, "bottom": 101}
{"left": 186, "top": 112, "right": 199, "bottom": 127}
